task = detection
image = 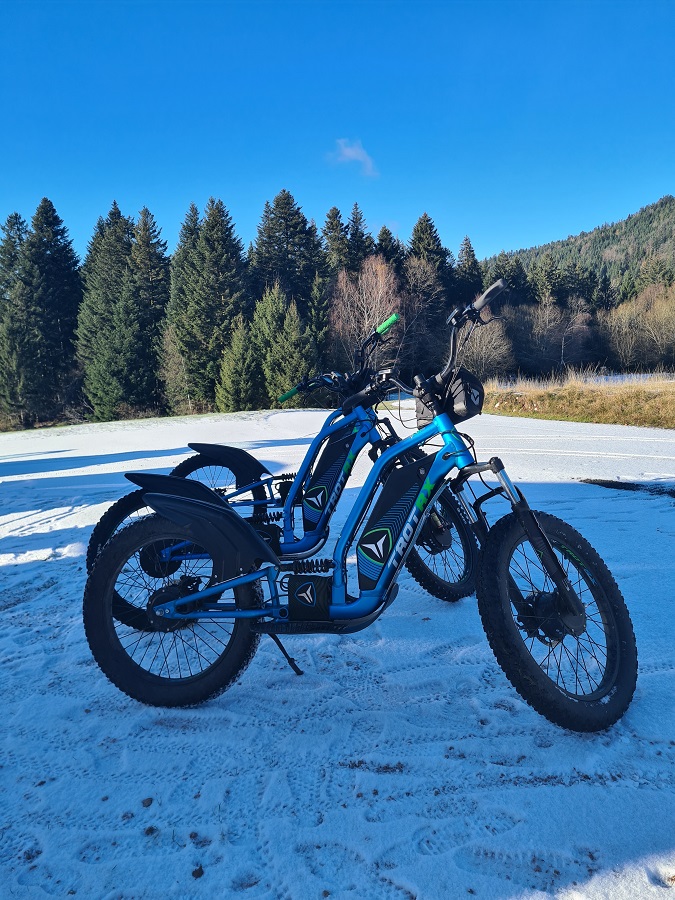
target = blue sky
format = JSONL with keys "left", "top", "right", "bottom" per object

{"left": 1, "top": 0, "right": 674, "bottom": 262}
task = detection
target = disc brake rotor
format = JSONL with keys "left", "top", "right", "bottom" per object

{"left": 518, "top": 590, "right": 582, "bottom": 646}
{"left": 418, "top": 510, "right": 453, "bottom": 554}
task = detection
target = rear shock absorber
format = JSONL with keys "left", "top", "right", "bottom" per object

{"left": 275, "top": 472, "right": 298, "bottom": 503}
{"left": 293, "top": 558, "right": 334, "bottom": 575}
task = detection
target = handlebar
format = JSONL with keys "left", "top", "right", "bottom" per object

{"left": 277, "top": 386, "right": 300, "bottom": 403}
{"left": 447, "top": 278, "right": 508, "bottom": 326}
{"left": 277, "top": 373, "right": 344, "bottom": 404}
{"left": 279, "top": 310, "right": 403, "bottom": 403}
{"left": 376, "top": 312, "right": 400, "bottom": 335}
{"left": 473, "top": 278, "right": 507, "bottom": 312}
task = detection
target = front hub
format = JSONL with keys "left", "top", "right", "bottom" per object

{"left": 418, "top": 510, "right": 453, "bottom": 554}
{"left": 529, "top": 590, "right": 587, "bottom": 642}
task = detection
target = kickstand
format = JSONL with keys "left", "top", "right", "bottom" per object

{"left": 268, "top": 634, "right": 304, "bottom": 676}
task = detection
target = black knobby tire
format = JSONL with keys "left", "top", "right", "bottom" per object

{"left": 405, "top": 489, "right": 479, "bottom": 602}
{"left": 86, "top": 489, "right": 154, "bottom": 574}
{"left": 83, "top": 516, "right": 261, "bottom": 707}
{"left": 476, "top": 511, "right": 637, "bottom": 732}
{"left": 86, "top": 456, "right": 267, "bottom": 574}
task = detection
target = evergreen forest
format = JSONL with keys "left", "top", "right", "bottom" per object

{"left": 1, "top": 192, "right": 674, "bottom": 430}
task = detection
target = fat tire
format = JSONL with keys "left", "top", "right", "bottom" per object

{"left": 83, "top": 516, "right": 261, "bottom": 707}
{"left": 86, "top": 489, "right": 152, "bottom": 573}
{"left": 476, "top": 511, "right": 637, "bottom": 732}
{"left": 405, "top": 489, "right": 479, "bottom": 601}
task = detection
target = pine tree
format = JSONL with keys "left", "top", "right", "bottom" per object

{"left": 488, "top": 250, "right": 511, "bottom": 284}
{"left": 171, "top": 198, "right": 248, "bottom": 407}
{"left": 252, "top": 282, "right": 287, "bottom": 352}
{"left": 216, "top": 314, "right": 258, "bottom": 412}
{"left": 638, "top": 254, "right": 672, "bottom": 290}
{"left": 322, "top": 207, "right": 349, "bottom": 275}
{"left": 0, "top": 200, "right": 81, "bottom": 425}
{"left": 407, "top": 212, "right": 453, "bottom": 298}
{"left": 563, "top": 261, "right": 597, "bottom": 305}
{"left": 167, "top": 202, "right": 201, "bottom": 321}
{"left": 408, "top": 213, "right": 448, "bottom": 270}
{"left": 455, "top": 235, "right": 483, "bottom": 306}
{"left": 593, "top": 266, "right": 617, "bottom": 310}
{"left": 163, "top": 203, "right": 201, "bottom": 413}
{"left": 619, "top": 270, "right": 637, "bottom": 303}
{"left": 305, "top": 273, "right": 330, "bottom": 373}
{"left": 530, "top": 252, "right": 564, "bottom": 304}
{"left": 264, "top": 300, "right": 311, "bottom": 407}
{"left": 346, "top": 203, "right": 375, "bottom": 274}
{"left": 376, "top": 225, "right": 405, "bottom": 280}
{"left": 250, "top": 190, "right": 325, "bottom": 317}
{"left": 0, "top": 277, "right": 41, "bottom": 426}
{"left": 401, "top": 255, "right": 448, "bottom": 379}
{"left": 251, "top": 281, "right": 286, "bottom": 408}
{"left": 505, "top": 256, "right": 533, "bottom": 306}
{"left": 0, "top": 213, "right": 28, "bottom": 314}
{"left": 95, "top": 208, "right": 170, "bottom": 418}
{"left": 76, "top": 202, "right": 134, "bottom": 417}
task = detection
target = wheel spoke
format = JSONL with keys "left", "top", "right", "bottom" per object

{"left": 505, "top": 530, "right": 617, "bottom": 701}
{"left": 107, "top": 530, "right": 242, "bottom": 681}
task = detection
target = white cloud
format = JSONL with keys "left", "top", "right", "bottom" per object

{"left": 332, "top": 138, "right": 378, "bottom": 177}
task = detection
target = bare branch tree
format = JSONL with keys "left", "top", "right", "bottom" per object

{"left": 329, "top": 256, "right": 403, "bottom": 370}
{"left": 458, "top": 310, "right": 515, "bottom": 379}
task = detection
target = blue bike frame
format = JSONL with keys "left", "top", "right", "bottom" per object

{"left": 278, "top": 405, "right": 380, "bottom": 555}
{"left": 154, "top": 407, "right": 474, "bottom": 624}
{"left": 179, "top": 405, "right": 383, "bottom": 558}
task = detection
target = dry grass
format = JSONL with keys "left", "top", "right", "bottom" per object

{"left": 483, "top": 374, "right": 675, "bottom": 429}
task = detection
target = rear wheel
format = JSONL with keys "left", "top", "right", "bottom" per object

{"left": 83, "top": 516, "right": 261, "bottom": 707}
{"left": 405, "top": 489, "right": 479, "bottom": 601}
{"left": 476, "top": 511, "right": 638, "bottom": 732}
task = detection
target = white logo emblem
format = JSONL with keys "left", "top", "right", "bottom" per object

{"left": 296, "top": 584, "right": 316, "bottom": 606}
{"left": 306, "top": 488, "right": 326, "bottom": 510}
{"left": 363, "top": 533, "right": 388, "bottom": 561}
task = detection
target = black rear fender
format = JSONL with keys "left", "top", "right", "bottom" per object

{"left": 124, "top": 472, "right": 228, "bottom": 507}
{"left": 144, "top": 493, "right": 279, "bottom": 580}
{"left": 187, "top": 444, "right": 271, "bottom": 487}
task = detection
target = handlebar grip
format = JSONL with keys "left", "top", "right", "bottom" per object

{"left": 342, "top": 384, "right": 376, "bottom": 414}
{"left": 277, "top": 386, "right": 299, "bottom": 403}
{"left": 473, "top": 278, "right": 507, "bottom": 312}
{"left": 376, "top": 312, "right": 400, "bottom": 335}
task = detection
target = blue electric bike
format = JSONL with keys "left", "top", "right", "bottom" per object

{"left": 87, "top": 318, "right": 480, "bottom": 620}
{"left": 83, "top": 281, "right": 638, "bottom": 732}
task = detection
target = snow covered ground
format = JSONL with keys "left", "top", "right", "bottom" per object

{"left": 1, "top": 409, "right": 674, "bottom": 899}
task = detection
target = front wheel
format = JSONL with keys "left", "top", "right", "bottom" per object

{"left": 476, "top": 511, "right": 637, "bottom": 732}
{"left": 83, "top": 516, "right": 261, "bottom": 707}
{"left": 405, "top": 489, "right": 479, "bottom": 602}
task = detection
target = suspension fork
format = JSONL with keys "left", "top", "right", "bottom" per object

{"left": 455, "top": 457, "right": 587, "bottom": 634}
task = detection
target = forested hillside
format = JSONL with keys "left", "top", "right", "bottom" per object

{"left": 1, "top": 192, "right": 674, "bottom": 430}
{"left": 490, "top": 195, "right": 675, "bottom": 302}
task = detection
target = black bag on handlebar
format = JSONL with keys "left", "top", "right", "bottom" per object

{"left": 415, "top": 366, "right": 484, "bottom": 428}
